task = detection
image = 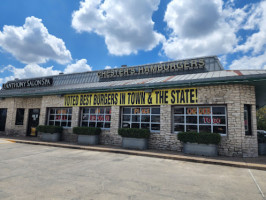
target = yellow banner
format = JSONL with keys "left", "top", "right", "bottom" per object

{"left": 64, "top": 88, "right": 198, "bottom": 107}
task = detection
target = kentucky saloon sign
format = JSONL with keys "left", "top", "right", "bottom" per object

{"left": 2, "top": 78, "right": 53, "bottom": 90}
{"left": 98, "top": 58, "right": 205, "bottom": 79}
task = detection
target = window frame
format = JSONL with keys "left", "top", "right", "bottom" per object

{"left": 15, "top": 108, "right": 25, "bottom": 125}
{"left": 80, "top": 107, "right": 111, "bottom": 129}
{"left": 244, "top": 104, "right": 252, "bottom": 135}
{"left": 172, "top": 105, "right": 227, "bottom": 135}
{"left": 47, "top": 107, "right": 72, "bottom": 128}
{"left": 120, "top": 106, "right": 160, "bottom": 132}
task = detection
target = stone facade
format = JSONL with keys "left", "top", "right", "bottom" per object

{"left": 0, "top": 97, "right": 42, "bottom": 136}
{"left": 197, "top": 84, "right": 257, "bottom": 157}
{"left": 0, "top": 84, "right": 258, "bottom": 157}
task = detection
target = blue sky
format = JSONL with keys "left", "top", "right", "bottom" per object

{"left": 0, "top": 0, "right": 265, "bottom": 85}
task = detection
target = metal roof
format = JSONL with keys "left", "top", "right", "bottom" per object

{"left": 0, "top": 70, "right": 266, "bottom": 98}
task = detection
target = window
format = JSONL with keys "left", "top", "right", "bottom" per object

{"left": 15, "top": 108, "right": 25, "bottom": 125}
{"left": 121, "top": 107, "right": 160, "bottom": 132}
{"left": 173, "top": 106, "right": 227, "bottom": 135}
{"left": 47, "top": 108, "right": 72, "bottom": 128}
{"left": 244, "top": 104, "right": 252, "bottom": 135}
{"left": 80, "top": 107, "right": 111, "bottom": 129}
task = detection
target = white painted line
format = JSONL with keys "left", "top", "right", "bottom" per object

{"left": 249, "top": 169, "right": 265, "bottom": 198}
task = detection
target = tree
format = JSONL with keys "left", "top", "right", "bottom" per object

{"left": 257, "top": 107, "right": 266, "bottom": 130}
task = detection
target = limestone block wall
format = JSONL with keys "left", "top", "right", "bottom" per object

{"left": 149, "top": 105, "right": 181, "bottom": 151}
{"left": 100, "top": 106, "right": 122, "bottom": 146}
{"left": 198, "top": 84, "right": 257, "bottom": 157}
{"left": 0, "top": 97, "right": 42, "bottom": 136}
{"left": 0, "top": 84, "right": 258, "bottom": 157}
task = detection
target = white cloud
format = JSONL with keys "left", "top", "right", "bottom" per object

{"left": 1, "top": 64, "right": 61, "bottom": 82}
{"left": 72, "top": 0, "right": 165, "bottom": 56}
{"left": 162, "top": 0, "right": 246, "bottom": 59}
{"left": 64, "top": 59, "right": 92, "bottom": 74}
{"left": 229, "top": 53, "right": 266, "bottom": 70}
{"left": 234, "top": 2, "right": 266, "bottom": 55}
{"left": 0, "top": 16, "right": 72, "bottom": 64}
{"left": 104, "top": 66, "right": 111, "bottom": 69}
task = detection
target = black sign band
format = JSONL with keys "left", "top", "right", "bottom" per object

{"left": 2, "top": 78, "right": 53, "bottom": 90}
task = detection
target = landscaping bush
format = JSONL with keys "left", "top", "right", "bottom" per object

{"left": 177, "top": 132, "right": 221, "bottom": 145}
{"left": 73, "top": 127, "right": 101, "bottom": 135}
{"left": 257, "top": 107, "right": 266, "bottom": 131}
{"left": 118, "top": 128, "right": 150, "bottom": 139}
{"left": 36, "top": 125, "right": 63, "bottom": 134}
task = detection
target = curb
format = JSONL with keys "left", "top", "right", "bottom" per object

{"left": 7, "top": 139, "right": 266, "bottom": 171}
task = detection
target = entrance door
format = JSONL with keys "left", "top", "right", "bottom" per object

{"left": 27, "top": 109, "right": 40, "bottom": 136}
{"left": 0, "top": 109, "right": 7, "bottom": 131}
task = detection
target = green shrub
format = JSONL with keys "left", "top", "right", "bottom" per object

{"left": 258, "top": 132, "right": 266, "bottom": 143}
{"left": 118, "top": 128, "right": 150, "bottom": 139}
{"left": 177, "top": 132, "right": 221, "bottom": 145}
{"left": 257, "top": 107, "right": 266, "bottom": 130}
{"left": 36, "top": 125, "right": 63, "bottom": 134}
{"left": 73, "top": 127, "right": 101, "bottom": 135}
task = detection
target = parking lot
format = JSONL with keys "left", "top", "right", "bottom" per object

{"left": 0, "top": 139, "right": 265, "bottom": 200}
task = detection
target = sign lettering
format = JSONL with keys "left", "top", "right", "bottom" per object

{"left": 2, "top": 78, "right": 53, "bottom": 90}
{"left": 64, "top": 88, "right": 198, "bottom": 107}
{"left": 98, "top": 59, "right": 205, "bottom": 79}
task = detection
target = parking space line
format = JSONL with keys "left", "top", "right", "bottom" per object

{"left": 248, "top": 169, "right": 265, "bottom": 198}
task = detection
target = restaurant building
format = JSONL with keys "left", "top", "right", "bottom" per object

{"left": 0, "top": 56, "right": 265, "bottom": 157}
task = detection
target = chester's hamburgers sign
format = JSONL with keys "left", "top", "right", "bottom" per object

{"left": 98, "top": 58, "right": 205, "bottom": 79}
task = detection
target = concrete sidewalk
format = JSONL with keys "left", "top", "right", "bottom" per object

{"left": 1, "top": 136, "right": 266, "bottom": 171}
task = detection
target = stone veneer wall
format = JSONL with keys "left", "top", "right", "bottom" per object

{"left": 149, "top": 105, "right": 181, "bottom": 151}
{"left": 0, "top": 84, "right": 258, "bottom": 157}
{"left": 143, "top": 84, "right": 258, "bottom": 157}
{"left": 0, "top": 97, "right": 42, "bottom": 136}
{"left": 100, "top": 106, "right": 122, "bottom": 146}
{"left": 198, "top": 84, "right": 257, "bottom": 157}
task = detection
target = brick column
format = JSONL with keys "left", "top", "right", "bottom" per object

{"left": 160, "top": 104, "right": 172, "bottom": 133}
{"left": 149, "top": 104, "right": 181, "bottom": 151}
{"left": 100, "top": 105, "right": 122, "bottom": 146}
{"left": 71, "top": 106, "right": 80, "bottom": 128}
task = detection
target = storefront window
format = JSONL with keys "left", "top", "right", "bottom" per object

{"left": 80, "top": 107, "right": 111, "bottom": 129}
{"left": 244, "top": 105, "right": 252, "bottom": 135}
{"left": 15, "top": 108, "right": 25, "bottom": 125}
{"left": 173, "top": 106, "right": 227, "bottom": 135}
{"left": 121, "top": 107, "right": 160, "bottom": 132}
{"left": 47, "top": 108, "right": 72, "bottom": 128}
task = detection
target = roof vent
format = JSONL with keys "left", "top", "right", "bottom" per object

{"left": 121, "top": 65, "right": 127, "bottom": 68}
{"left": 59, "top": 72, "right": 64, "bottom": 75}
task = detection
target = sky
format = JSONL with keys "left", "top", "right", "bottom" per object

{"left": 0, "top": 0, "right": 265, "bottom": 86}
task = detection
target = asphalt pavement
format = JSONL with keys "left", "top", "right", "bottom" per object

{"left": 0, "top": 140, "right": 265, "bottom": 200}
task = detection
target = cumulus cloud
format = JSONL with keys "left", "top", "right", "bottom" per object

{"left": 162, "top": 0, "right": 266, "bottom": 70}
{"left": 0, "top": 64, "right": 61, "bottom": 86}
{"left": 64, "top": 59, "right": 92, "bottom": 74}
{"left": 229, "top": 1, "right": 266, "bottom": 69}
{"left": 5, "top": 64, "right": 61, "bottom": 79}
{"left": 162, "top": 0, "right": 245, "bottom": 59}
{"left": 234, "top": 2, "right": 266, "bottom": 55}
{"left": 104, "top": 66, "right": 112, "bottom": 69}
{"left": 72, "top": 0, "right": 165, "bottom": 56}
{"left": 0, "top": 16, "right": 72, "bottom": 64}
{"left": 229, "top": 53, "right": 266, "bottom": 70}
